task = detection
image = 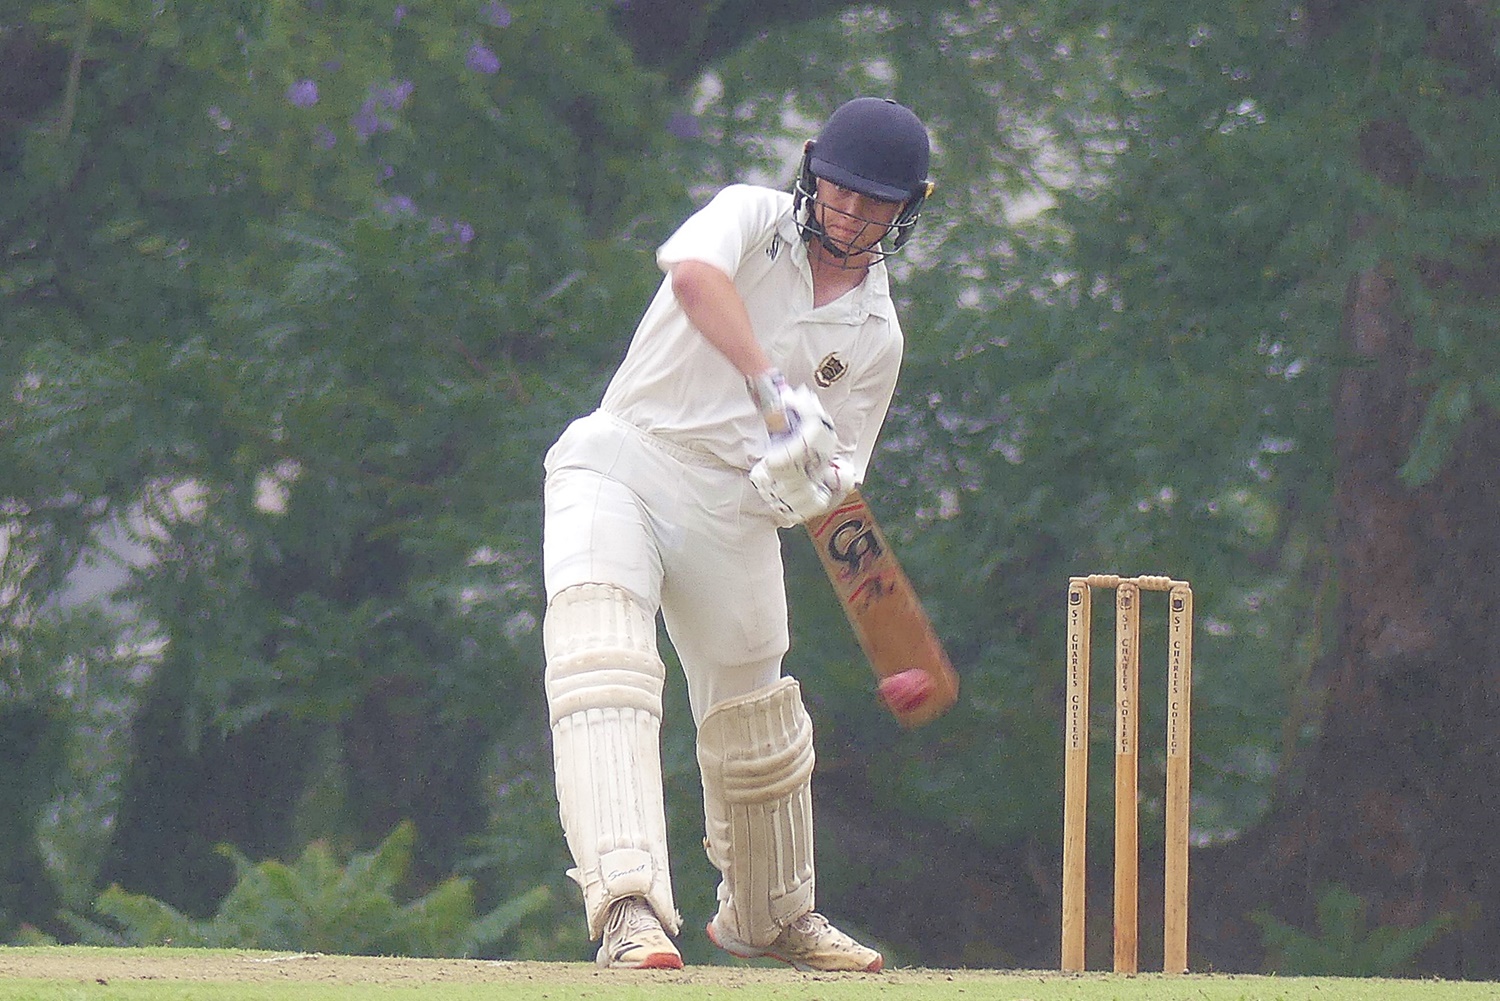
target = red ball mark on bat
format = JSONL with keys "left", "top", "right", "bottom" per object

{"left": 878, "top": 668, "right": 934, "bottom": 715}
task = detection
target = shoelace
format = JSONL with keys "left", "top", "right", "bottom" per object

{"left": 787, "top": 912, "right": 837, "bottom": 943}
{"left": 610, "top": 899, "right": 659, "bottom": 938}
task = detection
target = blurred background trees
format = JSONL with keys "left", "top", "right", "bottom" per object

{"left": 3, "top": 0, "right": 1497, "bottom": 978}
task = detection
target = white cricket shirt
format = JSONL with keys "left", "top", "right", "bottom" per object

{"left": 598, "top": 184, "right": 904, "bottom": 484}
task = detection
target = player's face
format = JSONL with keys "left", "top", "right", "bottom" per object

{"left": 813, "top": 178, "right": 902, "bottom": 260}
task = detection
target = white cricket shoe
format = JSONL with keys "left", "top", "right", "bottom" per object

{"left": 596, "top": 896, "right": 684, "bottom": 970}
{"left": 707, "top": 910, "right": 884, "bottom": 972}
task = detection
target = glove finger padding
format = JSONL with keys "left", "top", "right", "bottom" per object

{"left": 763, "top": 385, "right": 837, "bottom": 473}
{"left": 746, "top": 375, "right": 844, "bottom": 526}
{"left": 749, "top": 461, "right": 804, "bottom": 527}
{"left": 750, "top": 456, "right": 844, "bottom": 526}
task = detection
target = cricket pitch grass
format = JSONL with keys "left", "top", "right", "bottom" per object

{"left": 1, "top": 948, "right": 1497, "bottom": 1001}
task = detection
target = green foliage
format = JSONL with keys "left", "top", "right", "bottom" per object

{"left": 1253, "top": 884, "right": 1455, "bottom": 977}
{"left": 4, "top": 0, "right": 692, "bottom": 937}
{"left": 695, "top": 1, "right": 1335, "bottom": 852}
{"left": 73, "top": 822, "right": 549, "bottom": 957}
{"left": 5, "top": 0, "right": 1499, "bottom": 972}
{"left": 3, "top": 512, "right": 162, "bottom": 933}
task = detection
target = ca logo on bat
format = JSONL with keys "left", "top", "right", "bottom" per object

{"left": 827, "top": 516, "right": 881, "bottom": 574}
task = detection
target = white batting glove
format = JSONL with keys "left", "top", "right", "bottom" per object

{"left": 747, "top": 370, "right": 837, "bottom": 462}
{"left": 750, "top": 456, "right": 848, "bottom": 527}
{"left": 763, "top": 385, "right": 837, "bottom": 470}
{"left": 747, "top": 370, "right": 829, "bottom": 445}
{"left": 746, "top": 369, "right": 845, "bottom": 525}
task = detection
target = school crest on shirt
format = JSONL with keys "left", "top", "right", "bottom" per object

{"left": 815, "top": 352, "right": 849, "bottom": 387}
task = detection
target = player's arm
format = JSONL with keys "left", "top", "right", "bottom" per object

{"left": 666, "top": 256, "right": 822, "bottom": 449}
{"left": 669, "top": 260, "right": 773, "bottom": 380}
{"left": 667, "top": 259, "right": 841, "bottom": 524}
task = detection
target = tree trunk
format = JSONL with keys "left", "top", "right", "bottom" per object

{"left": 340, "top": 673, "right": 490, "bottom": 887}
{"left": 610, "top": 0, "right": 855, "bottom": 83}
{"left": 0, "top": 700, "right": 67, "bottom": 938}
{"left": 1195, "top": 4, "right": 1500, "bottom": 969}
{"left": 1198, "top": 262, "right": 1500, "bottom": 978}
{"left": 99, "top": 652, "right": 323, "bottom": 916}
{"left": 610, "top": 0, "right": 933, "bottom": 83}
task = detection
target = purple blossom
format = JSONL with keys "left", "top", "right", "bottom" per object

{"left": 349, "top": 82, "right": 412, "bottom": 141}
{"left": 482, "top": 2, "right": 512, "bottom": 28}
{"left": 393, "top": 4, "right": 408, "bottom": 25}
{"left": 351, "top": 103, "right": 382, "bottom": 139}
{"left": 314, "top": 124, "right": 337, "bottom": 150}
{"left": 466, "top": 43, "right": 500, "bottom": 75}
{"left": 285, "top": 79, "right": 319, "bottom": 108}
{"left": 666, "top": 111, "right": 701, "bottom": 139}
{"left": 372, "top": 79, "right": 413, "bottom": 110}
{"left": 378, "top": 194, "right": 418, "bottom": 217}
{"left": 428, "top": 216, "right": 477, "bottom": 246}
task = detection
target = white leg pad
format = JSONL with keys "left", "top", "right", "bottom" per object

{"left": 545, "top": 583, "right": 680, "bottom": 939}
{"left": 697, "top": 676, "right": 816, "bottom": 948}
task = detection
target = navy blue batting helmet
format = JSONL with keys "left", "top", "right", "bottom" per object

{"left": 794, "top": 98, "right": 934, "bottom": 259}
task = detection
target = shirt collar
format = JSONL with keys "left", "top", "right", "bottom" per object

{"left": 779, "top": 214, "right": 893, "bottom": 323}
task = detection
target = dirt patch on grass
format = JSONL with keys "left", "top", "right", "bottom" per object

{"left": 0, "top": 948, "right": 976, "bottom": 989}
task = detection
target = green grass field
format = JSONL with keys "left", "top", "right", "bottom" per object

{"left": 0, "top": 949, "right": 1497, "bottom": 1001}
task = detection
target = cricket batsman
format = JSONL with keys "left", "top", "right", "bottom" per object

{"left": 541, "top": 97, "right": 933, "bottom": 971}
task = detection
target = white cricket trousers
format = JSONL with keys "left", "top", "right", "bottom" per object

{"left": 542, "top": 410, "right": 789, "bottom": 723}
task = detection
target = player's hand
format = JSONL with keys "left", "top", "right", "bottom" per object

{"left": 747, "top": 370, "right": 829, "bottom": 442}
{"left": 763, "top": 383, "right": 837, "bottom": 471}
{"left": 747, "top": 369, "right": 837, "bottom": 464}
{"left": 746, "top": 368, "right": 845, "bottom": 524}
{"left": 750, "top": 455, "right": 848, "bottom": 526}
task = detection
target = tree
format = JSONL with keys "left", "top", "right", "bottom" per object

{"left": 7, "top": 0, "right": 1500, "bottom": 977}
{"left": 615, "top": 0, "right": 1500, "bottom": 976}
{"left": 1200, "top": 2, "right": 1500, "bottom": 977}
{"left": 2, "top": 0, "right": 689, "bottom": 939}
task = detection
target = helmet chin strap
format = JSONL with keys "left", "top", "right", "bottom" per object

{"left": 817, "top": 223, "right": 896, "bottom": 268}
{"left": 816, "top": 232, "right": 884, "bottom": 268}
{"left": 818, "top": 231, "right": 858, "bottom": 260}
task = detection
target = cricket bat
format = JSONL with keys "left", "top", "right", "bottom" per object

{"left": 804, "top": 490, "right": 960, "bottom": 728}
